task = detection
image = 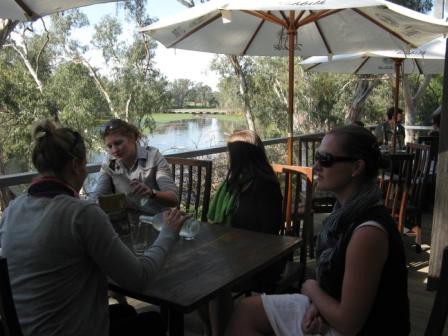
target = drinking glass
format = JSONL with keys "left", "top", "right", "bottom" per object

{"left": 131, "top": 221, "right": 152, "bottom": 255}
{"left": 179, "top": 210, "right": 200, "bottom": 240}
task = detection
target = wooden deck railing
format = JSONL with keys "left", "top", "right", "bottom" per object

{"left": 0, "top": 126, "right": 432, "bottom": 190}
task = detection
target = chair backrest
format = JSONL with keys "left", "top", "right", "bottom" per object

{"left": 418, "top": 135, "right": 439, "bottom": 175}
{"left": 166, "top": 157, "right": 212, "bottom": 222}
{"left": 272, "top": 163, "right": 313, "bottom": 264}
{"left": 381, "top": 152, "right": 414, "bottom": 233}
{"left": 297, "top": 133, "right": 324, "bottom": 167}
{"left": 425, "top": 246, "right": 448, "bottom": 336}
{"left": 0, "top": 257, "right": 22, "bottom": 336}
{"left": 406, "top": 143, "right": 432, "bottom": 208}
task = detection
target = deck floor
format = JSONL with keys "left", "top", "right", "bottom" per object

{"left": 127, "top": 211, "right": 444, "bottom": 335}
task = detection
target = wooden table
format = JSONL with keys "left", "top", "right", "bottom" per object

{"left": 110, "top": 222, "right": 300, "bottom": 336}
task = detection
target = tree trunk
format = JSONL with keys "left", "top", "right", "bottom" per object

{"left": 5, "top": 43, "right": 44, "bottom": 93}
{"left": 74, "top": 58, "right": 117, "bottom": 118}
{"left": 0, "top": 19, "right": 18, "bottom": 48}
{"left": 0, "top": 149, "right": 15, "bottom": 211}
{"left": 434, "top": 0, "right": 445, "bottom": 19}
{"left": 402, "top": 74, "right": 432, "bottom": 143}
{"left": 125, "top": 94, "right": 132, "bottom": 122}
{"left": 428, "top": 37, "right": 448, "bottom": 290}
{"left": 346, "top": 79, "right": 379, "bottom": 123}
{"left": 227, "top": 55, "right": 256, "bottom": 132}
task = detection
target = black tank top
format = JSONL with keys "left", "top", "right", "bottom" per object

{"left": 321, "top": 205, "right": 410, "bottom": 335}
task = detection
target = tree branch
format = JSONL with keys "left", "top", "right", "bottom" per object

{"left": 35, "top": 18, "right": 50, "bottom": 77}
{"left": 73, "top": 57, "right": 117, "bottom": 117}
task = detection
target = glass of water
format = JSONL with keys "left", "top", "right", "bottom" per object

{"left": 179, "top": 211, "right": 200, "bottom": 240}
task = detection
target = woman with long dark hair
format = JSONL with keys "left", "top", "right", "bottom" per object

{"left": 208, "top": 129, "right": 282, "bottom": 233}
{"left": 204, "top": 130, "right": 283, "bottom": 336}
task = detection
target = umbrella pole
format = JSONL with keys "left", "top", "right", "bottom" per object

{"left": 284, "top": 13, "right": 296, "bottom": 233}
{"left": 287, "top": 22, "right": 296, "bottom": 165}
{"left": 391, "top": 59, "right": 402, "bottom": 153}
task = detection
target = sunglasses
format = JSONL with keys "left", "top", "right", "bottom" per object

{"left": 314, "top": 151, "right": 357, "bottom": 168}
{"left": 99, "top": 119, "right": 125, "bottom": 137}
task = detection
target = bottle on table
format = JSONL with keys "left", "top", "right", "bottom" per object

{"left": 139, "top": 212, "right": 200, "bottom": 240}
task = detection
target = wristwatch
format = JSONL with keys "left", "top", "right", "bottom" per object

{"left": 149, "top": 189, "right": 157, "bottom": 199}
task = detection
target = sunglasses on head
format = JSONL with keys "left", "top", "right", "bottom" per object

{"left": 100, "top": 119, "right": 125, "bottom": 137}
{"left": 314, "top": 151, "right": 357, "bottom": 168}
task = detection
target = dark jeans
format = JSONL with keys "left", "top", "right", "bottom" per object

{"left": 109, "top": 304, "right": 166, "bottom": 336}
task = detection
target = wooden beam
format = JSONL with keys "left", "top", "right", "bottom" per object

{"left": 311, "top": 13, "right": 332, "bottom": 54}
{"left": 14, "top": 0, "right": 36, "bottom": 19}
{"left": 296, "top": 9, "right": 342, "bottom": 28}
{"left": 414, "top": 59, "right": 423, "bottom": 75}
{"left": 294, "top": 11, "right": 305, "bottom": 28}
{"left": 352, "top": 8, "right": 416, "bottom": 48}
{"left": 168, "top": 13, "right": 222, "bottom": 48}
{"left": 280, "top": 11, "right": 289, "bottom": 26}
{"left": 243, "top": 10, "right": 287, "bottom": 27}
{"left": 354, "top": 57, "right": 370, "bottom": 75}
{"left": 242, "top": 19, "right": 265, "bottom": 55}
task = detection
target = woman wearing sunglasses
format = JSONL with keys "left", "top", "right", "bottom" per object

{"left": 0, "top": 120, "right": 189, "bottom": 335}
{"left": 227, "top": 125, "right": 409, "bottom": 336}
{"left": 93, "top": 119, "right": 178, "bottom": 214}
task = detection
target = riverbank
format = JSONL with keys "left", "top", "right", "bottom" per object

{"left": 153, "top": 113, "right": 243, "bottom": 123}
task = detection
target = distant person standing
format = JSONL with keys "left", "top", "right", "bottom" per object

{"left": 429, "top": 111, "right": 441, "bottom": 136}
{"left": 375, "top": 107, "right": 405, "bottom": 149}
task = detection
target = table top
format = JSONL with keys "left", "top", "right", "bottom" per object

{"left": 110, "top": 222, "right": 300, "bottom": 312}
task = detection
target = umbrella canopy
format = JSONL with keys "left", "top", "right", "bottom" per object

{"left": 1, "top": 0, "right": 121, "bottom": 21}
{"left": 141, "top": 0, "right": 448, "bottom": 163}
{"left": 301, "top": 38, "right": 446, "bottom": 75}
{"left": 301, "top": 37, "right": 447, "bottom": 151}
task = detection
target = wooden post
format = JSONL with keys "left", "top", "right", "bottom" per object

{"left": 285, "top": 11, "right": 296, "bottom": 230}
{"left": 287, "top": 11, "right": 295, "bottom": 165}
{"left": 427, "top": 38, "right": 448, "bottom": 290}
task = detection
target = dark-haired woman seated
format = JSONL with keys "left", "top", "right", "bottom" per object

{"left": 0, "top": 120, "right": 189, "bottom": 336}
{"left": 227, "top": 126, "right": 410, "bottom": 336}
{"left": 203, "top": 130, "right": 283, "bottom": 336}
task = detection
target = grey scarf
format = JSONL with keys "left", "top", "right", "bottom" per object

{"left": 316, "top": 181, "right": 383, "bottom": 284}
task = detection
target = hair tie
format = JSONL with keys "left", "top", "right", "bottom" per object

{"left": 35, "top": 131, "right": 47, "bottom": 139}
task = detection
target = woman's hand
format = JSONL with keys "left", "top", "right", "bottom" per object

{"left": 302, "top": 303, "right": 329, "bottom": 334}
{"left": 163, "top": 208, "right": 189, "bottom": 234}
{"left": 130, "top": 179, "right": 153, "bottom": 197}
{"left": 301, "top": 279, "right": 320, "bottom": 299}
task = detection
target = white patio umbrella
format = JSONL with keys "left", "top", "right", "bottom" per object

{"left": 1, "top": 0, "right": 123, "bottom": 21}
{"left": 141, "top": 0, "right": 448, "bottom": 164}
{"left": 301, "top": 37, "right": 446, "bottom": 150}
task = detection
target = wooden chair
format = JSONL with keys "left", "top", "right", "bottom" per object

{"left": 0, "top": 257, "right": 22, "bottom": 336}
{"left": 381, "top": 152, "right": 413, "bottom": 234}
{"left": 166, "top": 157, "right": 212, "bottom": 222}
{"left": 425, "top": 246, "right": 448, "bottom": 336}
{"left": 418, "top": 135, "right": 439, "bottom": 208}
{"left": 297, "top": 133, "right": 324, "bottom": 167}
{"left": 405, "top": 143, "right": 432, "bottom": 251}
{"left": 268, "top": 163, "right": 314, "bottom": 293}
{"left": 272, "top": 164, "right": 314, "bottom": 262}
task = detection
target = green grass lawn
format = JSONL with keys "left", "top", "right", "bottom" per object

{"left": 152, "top": 113, "right": 243, "bottom": 123}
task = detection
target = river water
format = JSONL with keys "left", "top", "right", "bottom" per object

{"left": 89, "top": 117, "right": 245, "bottom": 163}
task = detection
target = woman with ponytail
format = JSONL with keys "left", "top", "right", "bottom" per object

{"left": 0, "top": 120, "right": 188, "bottom": 336}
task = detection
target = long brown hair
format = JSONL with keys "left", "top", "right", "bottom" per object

{"left": 226, "top": 130, "right": 276, "bottom": 191}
